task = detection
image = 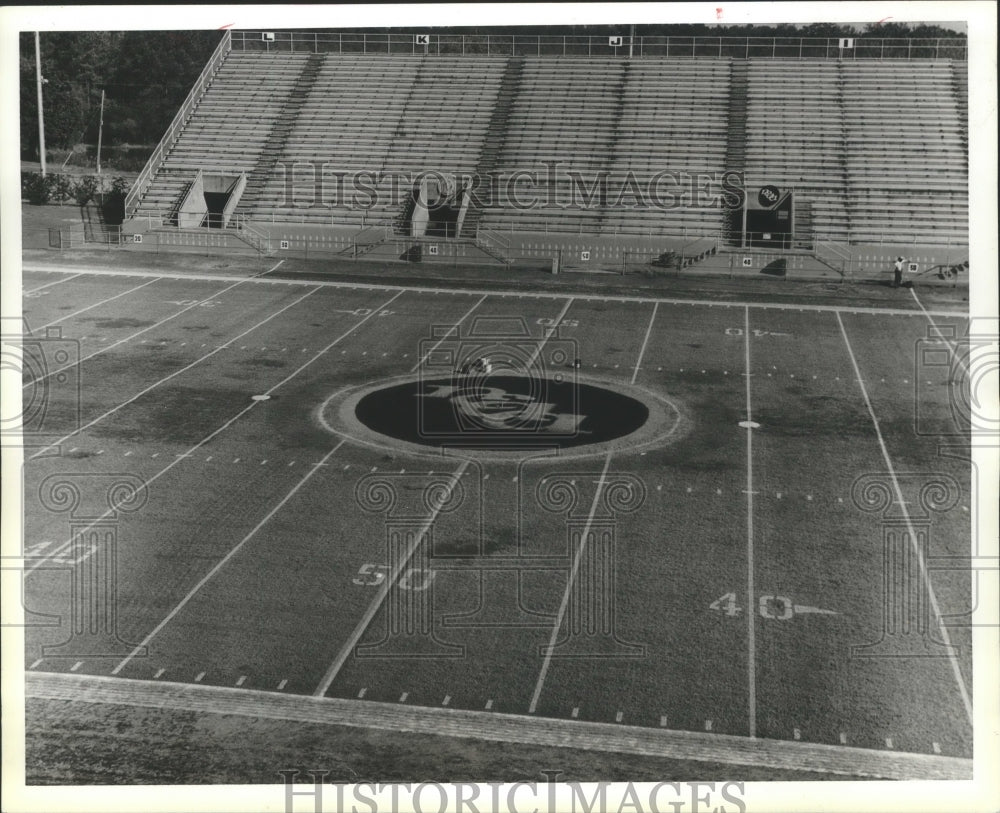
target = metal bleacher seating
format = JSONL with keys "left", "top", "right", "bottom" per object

{"left": 132, "top": 46, "right": 967, "bottom": 248}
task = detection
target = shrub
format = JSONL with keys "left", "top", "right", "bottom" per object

{"left": 72, "top": 175, "right": 99, "bottom": 206}
{"left": 110, "top": 176, "right": 131, "bottom": 196}
{"left": 21, "top": 172, "right": 51, "bottom": 205}
{"left": 49, "top": 173, "right": 75, "bottom": 204}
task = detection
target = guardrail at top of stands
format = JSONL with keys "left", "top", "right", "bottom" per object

{"left": 231, "top": 31, "right": 967, "bottom": 61}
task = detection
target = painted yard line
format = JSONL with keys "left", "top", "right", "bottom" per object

{"left": 34, "top": 278, "right": 162, "bottom": 331}
{"left": 630, "top": 301, "right": 659, "bottom": 385}
{"left": 744, "top": 306, "right": 757, "bottom": 740}
{"left": 23, "top": 272, "right": 82, "bottom": 293}
{"left": 528, "top": 451, "right": 613, "bottom": 714}
{"left": 836, "top": 312, "right": 973, "bottom": 728}
{"left": 112, "top": 440, "right": 347, "bottom": 675}
{"left": 525, "top": 297, "right": 574, "bottom": 369}
{"left": 25, "top": 292, "right": 404, "bottom": 576}
{"left": 26, "top": 673, "right": 972, "bottom": 781}
{"left": 22, "top": 264, "right": 283, "bottom": 391}
{"left": 410, "top": 294, "right": 488, "bottom": 373}
{"left": 312, "top": 460, "right": 470, "bottom": 697}
{"left": 909, "top": 288, "right": 971, "bottom": 378}
{"left": 30, "top": 285, "right": 322, "bottom": 459}
{"left": 24, "top": 262, "right": 965, "bottom": 318}
{"left": 28, "top": 285, "right": 323, "bottom": 460}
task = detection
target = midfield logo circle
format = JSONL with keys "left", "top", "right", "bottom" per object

{"left": 320, "top": 372, "right": 684, "bottom": 460}
{"left": 355, "top": 375, "right": 649, "bottom": 451}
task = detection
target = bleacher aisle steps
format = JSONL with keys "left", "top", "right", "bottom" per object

{"left": 461, "top": 57, "right": 524, "bottom": 238}
{"left": 723, "top": 60, "right": 748, "bottom": 245}
{"left": 237, "top": 53, "right": 324, "bottom": 217}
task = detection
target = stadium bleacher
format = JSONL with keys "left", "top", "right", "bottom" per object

{"left": 130, "top": 39, "right": 968, "bottom": 251}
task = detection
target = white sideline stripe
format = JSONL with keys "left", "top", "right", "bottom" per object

{"left": 908, "top": 288, "right": 971, "bottom": 378}
{"left": 26, "top": 291, "right": 404, "bottom": 576}
{"left": 529, "top": 451, "right": 613, "bottom": 714}
{"left": 23, "top": 262, "right": 967, "bottom": 317}
{"left": 22, "top": 264, "right": 280, "bottom": 391}
{"left": 28, "top": 285, "right": 322, "bottom": 459}
{"left": 526, "top": 297, "right": 574, "bottom": 369}
{"left": 312, "top": 460, "right": 470, "bottom": 697}
{"left": 35, "top": 278, "right": 162, "bottom": 331}
{"left": 836, "top": 312, "right": 973, "bottom": 728}
{"left": 26, "top": 673, "right": 972, "bottom": 781}
{"left": 111, "top": 440, "right": 346, "bottom": 675}
{"left": 630, "top": 301, "right": 659, "bottom": 385}
{"left": 743, "top": 306, "right": 757, "bottom": 740}
{"left": 24, "top": 272, "right": 82, "bottom": 293}
{"left": 410, "top": 294, "right": 488, "bottom": 372}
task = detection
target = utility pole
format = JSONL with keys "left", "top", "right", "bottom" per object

{"left": 629, "top": 24, "right": 635, "bottom": 58}
{"left": 96, "top": 89, "right": 105, "bottom": 174}
{"left": 35, "top": 31, "right": 47, "bottom": 175}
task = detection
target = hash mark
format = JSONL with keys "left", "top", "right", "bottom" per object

{"left": 571, "top": 707, "right": 579, "bottom": 718}
{"left": 277, "top": 679, "right": 288, "bottom": 690}
{"left": 485, "top": 699, "right": 493, "bottom": 710}
{"left": 442, "top": 695, "right": 451, "bottom": 706}
{"left": 70, "top": 662, "right": 83, "bottom": 672}
{"left": 194, "top": 672, "right": 205, "bottom": 682}
{"left": 399, "top": 692, "right": 408, "bottom": 702}
{"left": 615, "top": 711, "right": 623, "bottom": 723}
{"left": 29, "top": 659, "right": 42, "bottom": 669}
{"left": 153, "top": 669, "right": 165, "bottom": 679}
{"left": 886, "top": 737, "right": 894, "bottom": 749}
{"left": 358, "top": 688, "right": 367, "bottom": 699}
{"left": 236, "top": 675, "right": 247, "bottom": 687}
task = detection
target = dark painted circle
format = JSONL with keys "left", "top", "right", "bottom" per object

{"left": 355, "top": 375, "right": 649, "bottom": 451}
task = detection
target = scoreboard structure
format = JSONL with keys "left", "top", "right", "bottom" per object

{"left": 742, "top": 184, "right": 794, "bottom": 249}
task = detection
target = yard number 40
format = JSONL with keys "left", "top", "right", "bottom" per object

{"left": 710, "top": 592, "right": 795, "bottom": 620}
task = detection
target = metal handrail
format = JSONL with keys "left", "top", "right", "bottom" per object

{"left": 231, "top": 31, "right": 967, "bottom": 61}
{"left": 125, "top": 30, "right": 232, "bottom": 218}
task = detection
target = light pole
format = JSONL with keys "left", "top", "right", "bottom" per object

{"left": 96, "top": 88, "right": 105, "bottom": 174}
{"left": 35, "top": 31, "right": 47, "bottom": 175}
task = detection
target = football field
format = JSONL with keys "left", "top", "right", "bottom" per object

{"left": 18, "top": 257, "right": 976, "bottom": 780}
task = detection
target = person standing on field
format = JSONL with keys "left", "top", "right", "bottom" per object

{"left": 892, "top": 256, "right": 905, "bottom": 288}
